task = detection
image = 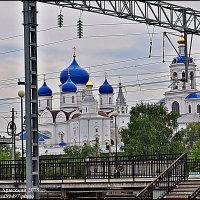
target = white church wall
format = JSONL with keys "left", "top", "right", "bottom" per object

{"left": 68, "top": 120, "right": 79, "bottom": 146}
{"left": 39, "top": 109, "right": 53, "bottom": 124}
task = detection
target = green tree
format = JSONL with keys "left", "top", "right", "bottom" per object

{"left": 63, "top": 144, "right": 99, "bottom": 158}
{"left": 180, "top": 122, "right": 200, "bottom": 150}
{"left": 189, "top": 138, "right": 200, "bottom": 159}
{"left": 0, "top": 144, "right": 11, "bottom": 160}
{"left": 121, "top": 103, "right": 181, "bottom": 155}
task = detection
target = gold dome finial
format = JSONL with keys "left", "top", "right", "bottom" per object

{"left": 86, "top": 67, "right": 93, "bottom": 89}
{"left": 73, "top": 47, "right": 76, "bottom": 58}
{"left": 177, "top": 34, "right": 184, "bottom": 45}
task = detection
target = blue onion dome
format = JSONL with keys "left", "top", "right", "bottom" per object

{"left": 186, "top": 93, "right": 200, "bottom": 99}
{"left": 60, "top": 55, "right": 89, "bottom": 85}
{"left": 99, "top": 79, "right": 113, "bottom": 94}
{"left": 62, "top": 77, "right": 77, "bottom": 92}
{"left": 38, "top": 81, "right": 52, "bottom": 96}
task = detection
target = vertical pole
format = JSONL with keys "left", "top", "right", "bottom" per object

{"left": 183, "top": 8, "right": 188, "bottom": 83}
{"left": 11, "top": 108, "right": 15, "bottom": 161}
{"left": 115, "top": 116, "right": 117, "bottom": 172}
{"left": 114, "top": 115, "right": 120, "bottom": 178}
{"left": 21, "top": 96, "right": 24, "bottom": 182}
{"left": 23, "top": 1, "right": 32, "bottom": 198}
{"left": 23, "top": 1, "right": 39, "bottom": 199}
{"left": 11, "top": 108, "right": 15, "bottom": 180}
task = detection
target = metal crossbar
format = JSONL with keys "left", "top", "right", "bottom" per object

{"left": 39, "top": 1, "right": 200, "bottom": 35}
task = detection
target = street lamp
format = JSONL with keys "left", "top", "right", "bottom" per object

{"left": 112, "top": 111, "right": 120, "bottom": 178}
{"left": 18, "top": 90, "right": 25, "bottom": 182}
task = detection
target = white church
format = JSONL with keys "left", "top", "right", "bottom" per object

{"left": 159, "top": 34, "right": 200, "bottom": 130}
{"left": 16, "top": 35, "right": 200, "bottom": 155}
{"left": 18, "top": 49, "right": 130, "bottom": 155}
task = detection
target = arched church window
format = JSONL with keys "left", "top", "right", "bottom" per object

{"left": 109, "top": 97, "right": 112, "bottom": 104}
{"left": 190, "top": 71, "right": 194, "bottom": 89}
{"left": 72, "top": 96, "right": 75, "bottom": 103}
{"left": 172, "top": 72, "right": 178, "bottom": 89}
{"left": 182, "top": 71, "right": 185, "bottom": 79}
{"left": 197, "top": 104, "right": 200, "bottom": 113}
{"left": 47, "top": 99, "right": 50, "bottom": 107}
{"left": 63, "top": 96, "right": 65, "bottom": 104}
{"left": 172, "top": 101, "right": 180, "bottom": 115}
{"left": 189, "top": 105, "right": 191, "bottom": 113}
{"left": 182, "top": 71, "right": 186, "bottom": 89}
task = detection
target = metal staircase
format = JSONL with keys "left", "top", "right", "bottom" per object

{"left": 164, "top": 180, "right": 200, "bottom": 200}
{"left": 135, "top": 153, "right": 188, "bottom": 199}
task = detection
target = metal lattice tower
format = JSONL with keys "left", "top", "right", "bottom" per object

{"left": 23, "top": 1, "right": 39, "bottom": 199}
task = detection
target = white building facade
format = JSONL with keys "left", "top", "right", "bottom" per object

{"left": 16, "top": 51, "right": 130, "bottom": 155}
{"left": 160, "top": 34, "right": 200, "bottom": 130}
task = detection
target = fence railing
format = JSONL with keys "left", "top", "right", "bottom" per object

{"left": 0, "top": 153, "right": 191, "bottom": 182}
{"left": 135, "top": 153, "right": 188, "bottom": 199}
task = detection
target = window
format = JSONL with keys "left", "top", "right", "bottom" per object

{"left": 122, "top": 107, "right": 124, "bottom": 114}
{"left": 109, "top": 97, "right": 112, "bottom": 104}
{"left": 95, "top": 128, "right": 98, "bottom": 133}
{"left": 100, "top": 98, "right": 102, "bottom": 105}
{"left": 172, "top": 72, "right": 178, "bottom": 89}
{"left": 190, "top": 71, "right": 194, "bottom": 89}
{"left": 197, "top": 104, "right": 200, "bottom": 113}
{"left": 182, "top": 71, "right": 185, "bottom": 79}
{"left": 63, "top": 96, "right": 65, "bottom": 104}
{"left": 189, "top": 105, "right": 191, "bottom": 113}
{"left": 72, "top": 96, "right": 75, "bottom": 103}
{"left": 172, "top": 101, "right": 180, "bottom": 115}
{"left": 38, "top": 100, "right": 40, "bottom": 107}
{"left": 47, "top": 99, "right": 50, "bottom": 107}
{"left": 86, "top": 107, "right": 87, "bottom": 112}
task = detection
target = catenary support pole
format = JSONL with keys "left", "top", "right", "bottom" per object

{"left": 23, "top": 1, "right": 39, "bottom": 199}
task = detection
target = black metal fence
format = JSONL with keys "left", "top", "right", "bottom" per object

{"left": 0, "top": 154, "right": 199, "bottom": 182}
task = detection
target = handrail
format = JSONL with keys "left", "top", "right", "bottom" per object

{"left": 189, "top": 186, "right": 200, "bottom": 200}
{"left": 136, "top": 153, "right": 188, "bottom": 199}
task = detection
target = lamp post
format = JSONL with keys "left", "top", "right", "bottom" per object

{"left": 18, "top": 90, "right": 25, "bottom": 182}
{"left": 112, "top": 111, "right": 120, "bottom": 178}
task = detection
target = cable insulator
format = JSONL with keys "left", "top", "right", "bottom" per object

{"left": 77, "top": 19, "right": 83, "bottom": 38}
{"left": 57, "top": 13, "right": 63, "bottom": 28}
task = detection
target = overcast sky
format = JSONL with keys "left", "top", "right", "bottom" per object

{"left": 0, "top": 1, "right": 200, "bottom": 134}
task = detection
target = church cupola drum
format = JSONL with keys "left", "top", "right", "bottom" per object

{"left": 38, "top": 80, "right": 52, "bottom": 112}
